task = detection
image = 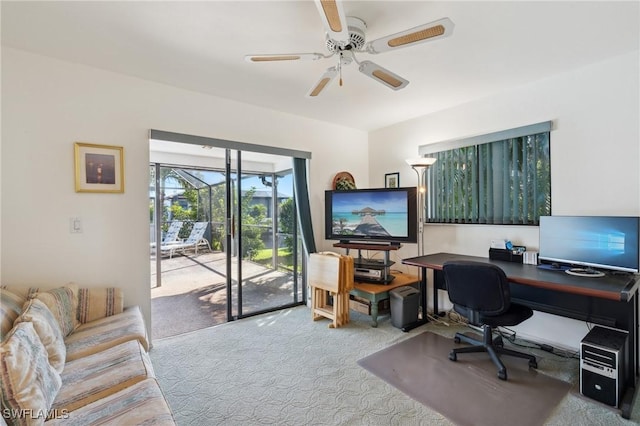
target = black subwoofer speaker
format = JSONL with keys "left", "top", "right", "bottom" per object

{"left": 580, "top": 325, "right": 628, "bottom": 407}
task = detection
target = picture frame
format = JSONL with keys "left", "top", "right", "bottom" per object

{"left": 385, "top": 172, "right": 400, "bottom": 188}
{"left": 74, "top": 142, "right": 124, "bottom": 193}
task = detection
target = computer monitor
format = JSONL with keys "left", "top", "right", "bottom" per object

{"left": 538, "top": 215, "right": 640, "bottom": 274}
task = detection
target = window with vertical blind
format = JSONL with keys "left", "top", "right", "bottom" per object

{"left": 419, "top": 122, "right": 551, "bottom": 225}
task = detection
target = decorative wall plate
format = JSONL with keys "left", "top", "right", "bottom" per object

{"left": 332, "top": 171, "right": 356, "bottom": 190}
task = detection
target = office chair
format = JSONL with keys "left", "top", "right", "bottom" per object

{"left": 443, "top": 261, "right": 537, "bottom": 380}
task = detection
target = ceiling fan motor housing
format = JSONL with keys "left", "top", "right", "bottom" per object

{"left": 325, "top": 16, "right": 367, "bottom": 52}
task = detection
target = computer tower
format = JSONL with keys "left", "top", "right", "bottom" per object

{"left": 580, "top": 325, "right": 628, "bottom": 407}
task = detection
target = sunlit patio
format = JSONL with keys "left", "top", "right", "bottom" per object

{"left": 150, "top": 250, "right": 303, "bottom": 340}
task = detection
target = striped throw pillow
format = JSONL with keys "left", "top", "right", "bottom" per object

{"left": 0, "top": 322, "right": 62, "bottom": 426}
{"left": 34, "top": 284, "right": 79, "bottom": 337}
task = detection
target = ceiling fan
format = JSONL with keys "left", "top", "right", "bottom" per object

{"left": 244, "top": 0, "right": 454, "bottom": 97}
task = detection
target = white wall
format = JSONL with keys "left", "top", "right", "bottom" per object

{"left": 369, "top": 51, "right": 640, "bottom": 349}
{"left": 0, "top": 48, "right": 368, "bottom": 341}
{"left": 3, "top": 47, "right": 639, "bottom": 350}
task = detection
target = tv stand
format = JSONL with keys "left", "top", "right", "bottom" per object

{"left": 339, "top": 240, "right": 400, "bottom": 247}
{"left": 333, "top": 242, "right": 400, "bottom": 284}
{"left": 351, "top": 273, "right": 420, "bottom": 327}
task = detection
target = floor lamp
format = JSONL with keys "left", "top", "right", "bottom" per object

{"left": 403, "top": 156, "right": 437, "bottom": 331}
{"left": 405, "top": 157, "right": 437, "bottom": 257}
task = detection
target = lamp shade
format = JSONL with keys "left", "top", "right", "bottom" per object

{"left": 406, "top": 157, "right": 436, "bottom": 167}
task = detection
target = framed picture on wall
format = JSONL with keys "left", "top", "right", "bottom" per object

{"left": 74, "top": 142, "right": 124, "bottom": 193}
{"left": 385, "top": 172, "right": 399, "bottom": 188}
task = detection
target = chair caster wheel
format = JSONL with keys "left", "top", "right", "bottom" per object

{"left": 454, "top": 336, "right": 461, "bottom": 344}
{"left": 529, "top": 359, "right": 538, "bottom": 369}
{"left": 494, "top": 336, "right": 504, "bottom": 348}
{"left": 449, "top": 352, "right": 457, "bottom": 362}
{"left": 498, "top": 370, "right": 507, "bottom": 381}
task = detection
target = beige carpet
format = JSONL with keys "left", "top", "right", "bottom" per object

{"left": 358, "top": 331, "right": 572, "bottom": 426}
{"left": 150, "top": 306, "right": 640, "bottom": 425}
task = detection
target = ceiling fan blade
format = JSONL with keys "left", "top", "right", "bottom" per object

{"left": 365, "top": 17, "right": 454, "bottom": 54}
{"left": 358, "top": 61, "right": 409, "bottom": 91}
{"left": 306, "top": 67, "right": 338, "bottom": 98}
{"left": 314, "top": 0, "right": 350, "bottom": 44}
{"left": 244, "top": 53, "right": 326, "bottom": 63}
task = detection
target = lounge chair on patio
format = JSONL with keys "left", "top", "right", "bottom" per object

{"left": 150, "top": 221, "right": 184, "bottom": 249}
{"left": 160, "top": 221, "right": 211, "bottom": 258}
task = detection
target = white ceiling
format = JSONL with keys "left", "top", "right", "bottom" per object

{"left": 2, "top": 1, "right": 639, "bottom": 132}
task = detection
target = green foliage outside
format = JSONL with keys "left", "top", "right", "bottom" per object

{"left": 169, "top": 189, "right": 198, "bottom": 238}
{"left": 151, "top": 166, "right": 298, "bottom": 262}
{"left": 253, "top": 248, "right": 295, "bottom": 271}
{"left": 201, "top": 184, "right": 266, "bottom": 259}
{"left": 205, "top": 184, "right": 227, "bottom": 251}
{"left": 241, "top": 197, "right": 298, "bottom": 270}
{"left": 278, "top": 198, "right": 295, "bottom": 252}
{"left": 240, "top": 188, "right": 266, "bottom": 259}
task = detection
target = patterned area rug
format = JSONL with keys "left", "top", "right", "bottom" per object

{"left": 358, "top": 331, "right": 572, "bottom": 426}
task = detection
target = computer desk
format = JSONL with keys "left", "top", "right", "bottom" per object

{"left": 402, "top": 252, "right": 640, "bottom": 419}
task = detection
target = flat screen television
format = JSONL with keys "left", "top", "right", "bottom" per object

{"left": 324, "top": 187, "right": 417, "bottom": 245}
{"left": 538, "top": 215, "right": 640, "bottom": 274}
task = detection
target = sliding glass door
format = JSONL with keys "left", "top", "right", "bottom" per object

{"left": 150, "top": 141, "right": 305, "bottom": 338}
{"left": 228, "top": 159, "right": 303, "bottom": 317}
{"left": 227, "top": 150, "right": 303, "bottom": 318}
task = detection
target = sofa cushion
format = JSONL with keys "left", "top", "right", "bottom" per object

{"left": 34, "top": 284, "right": 79, "bottom": 337}
{"left": 0, "top": 286, "right": 37, "bottom": 300}
{"left": 52, "top": 340, "right": 155, "bottom": 413}
{"left": 77, "top": 287, "right": 124, "bottom": 324}
{"left": 13, "top": 299, "right": 67, "bottom": 375}
{"left": 0, "top": 322, "right": 62, "bottom": 426}
{"left": 65, "top": 306, "right": 148, "bottom": 362}
{"left": 45, "top": 378, "right": 175, "bottom": 426}
{"left": 0, "top": 288, "right": 27, "bottom": 342}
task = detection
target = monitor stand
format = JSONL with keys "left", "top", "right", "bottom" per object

{"left": 565, "top": 268, "right": 605, "bottom": 278}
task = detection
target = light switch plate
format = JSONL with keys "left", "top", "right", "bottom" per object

{"left": 70, "top": 217, "right": 82, "bottom": 233}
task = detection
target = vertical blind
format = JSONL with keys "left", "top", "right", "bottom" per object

{"left": 420, "top": 122, "right": 551, "bottom": 225}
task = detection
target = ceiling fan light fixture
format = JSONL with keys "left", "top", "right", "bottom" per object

{"left": 359, "top": 61, "right": 409, "bottom": 90}
{"left": 388, "top": 25, "right": 445, "bottom": 48}
{"left": 247, "top": 2, "right": 454, "bottom": 96}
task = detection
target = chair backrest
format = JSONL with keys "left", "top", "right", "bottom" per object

{"left": 185, "top": 222, "right": 209, "bottom": 244}
{"left": 442, "top": 261, "right": 511, "bottom": 316}
{"left": 163, "top": 221, "right": 183, "bottom": 243}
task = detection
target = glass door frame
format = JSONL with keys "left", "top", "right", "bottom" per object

{"left": 150, "top": 131, "right": 310, "bottom": 326}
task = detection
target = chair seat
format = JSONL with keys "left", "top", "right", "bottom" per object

{"left": 454, "top": 302, "right": 533, "bottom": 327}
{"left": 159, "top": 222, "right": 210, "bottom": 258}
